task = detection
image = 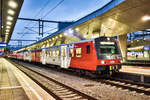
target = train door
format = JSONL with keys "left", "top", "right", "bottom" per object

{"left": 68, "top": 44, "right": 74, "bottom": 67}
{"left": 28, "top": 51, "right": 32, "bottom": 62}
{"left": 61, "top": 45, "right": 69, "bottom": 68}
{"left": 41, "top": 49, "right": 46, "bottom": 64}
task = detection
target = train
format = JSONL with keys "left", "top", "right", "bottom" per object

{"left": 9, "top": 36, "right": 123, "bottom": 75}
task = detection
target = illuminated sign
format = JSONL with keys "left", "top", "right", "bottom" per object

{"left": 144, "top": 46, "right": 150, "bottom": 51}
{"left": 0, "top": 42, "right": 7, "bottom": 47}
{"left": 0, "top": 43, "right": 7, "bottom": 49}
{"left": 100, "top": 42, "right": 114, "bottom": 45}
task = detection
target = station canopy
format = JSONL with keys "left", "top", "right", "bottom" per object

{"left": 0, "top": 0, "right": 24, "bottom": 43}
{"left": 39, "top": 0, "right": 150, "bottom": 42}
{"left": 71, "top": 0, "right": 150, "bottom": 38}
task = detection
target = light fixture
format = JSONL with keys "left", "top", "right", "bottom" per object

{"left": 7, "top": 21, "right": 12, "bottom": 25}
{"left": 7, "top": 16, "right": 13, "bottom": 20}
{"left": 52, "top": 38, "right": 54, "bottom": 40}
{"left": 142, "top": 15, "right": 150, "bottom": 21}
{"left": 5, "top": 32, "right": 9, "bottom": 35}
{"left": 8, "top": 1, "right": 17, "bottom": 8}
{"left": 64, "top": 32, "right": 67, "bottom": 36}
{"left": 75, "top": 28, "right": 79, "bottom": 32}
{"left": 59, "top": 34, "right": 62, "bottom": 37}
{"left": 6, "top": 26, "right": 11, "bottom": 29}
{"left": 107, "top": 37, "right": 110, "bottom": 40}
{"left": 56, "top": 36, "right": 58, "bottom": 39}
{"left": 84, "top": 35, "right": 87, "bottom": 38}
{"left": 8, "top": 9, "right": 15, "bottom": 15}
{"left": 68, "top": 29, "right": 73, "bottom": 34}
{"left": 6, "top": 29, "right": 10, "bottom": 32}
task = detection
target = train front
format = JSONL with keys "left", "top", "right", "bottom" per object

{"left": 94, "top": 37, "right": 123, "bottom": 75}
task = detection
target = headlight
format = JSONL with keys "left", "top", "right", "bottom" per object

{"left": 101, "top": 60, "right": 105, "bottom": 64}
{"left": 120, "top": 60, "right": 123, "bottom": 63}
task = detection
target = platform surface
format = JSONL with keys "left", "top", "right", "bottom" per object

{"left": 121, "top": 65, "right": 150, "bottom": 75}
{"left": 0, "top": 58, "right": 55, "bottom": 100}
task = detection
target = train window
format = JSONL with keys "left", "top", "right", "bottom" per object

{"left": 69, "top": 48, "right": 74, "bottom": 57}
{"left": 76, "top": 48, "right": 82, "bottom": 57}
{"left": 46, "top": 49, "right": 49, "bottom": 56}
{"left": 39, "top": 52, "right": 41, "bottom": 57}
{"left": 56, "top": 50, "right": 60, "bottom": 56}
{"left": 32, "top": 52, "right": 35, "bottom": 56}
{"left": 61, "top": 49, "right": 64, "bottom": 56}
{"left": 36, "top": 52, "right": 38, "bottom": 56}
{"left": 53, "top": 50, "right": 55, "bottom": 57}
{"left": 99, "top": 45, "right": 119, "bottom": 54}
{"left": 49, "top": 50, "right": 52, "bottom": 56}
{"left": 64, "top": 49, "right": 67, "bottom": 57}
{"left": 86, "top": 45, "right": 90, "bottom": 54}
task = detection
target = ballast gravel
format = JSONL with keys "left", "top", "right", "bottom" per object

{"left": 17, "top": 62, "right": 150, "bottom": 100}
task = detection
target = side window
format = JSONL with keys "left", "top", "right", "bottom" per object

{"left": 69, "top": 48, "right": 74, "bottom": 57}
{"left": 49, "top": 49, "right": 51, "bottom": 56}
{"left": 39, "top": 52, "right": 41, "bottom": 57}
{"left": 76, "top": 48, "right": 82, "bottom": 57}
{"left": 86, "top": 45, "right": 90, "bottom": 54}
{"left": 46, "top": 49, "right": 49, "bottom": 56}
{"left": 56, "top": 50, "right": 60, "bottom": 56}
{"left": 53, "top": 50, "right": 55, "bottom": 57}
{"left": 61, "top": 49, "right": 64, "bottom": 56}
{"left": 64, "top": 49, "right": 67, "bottom": 57}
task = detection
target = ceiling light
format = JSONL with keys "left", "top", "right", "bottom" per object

{"left": 8, "top": 1, "right": 17, "bottom": 8}
{"left": 64, "top": 32, "right": 67, "bottom": 36}
{"left": 7, "top": 16, "right": 13, "bottom": 20}
{"left": 5, "top": 33, "right": 9, "bottom": 35}
{"left": 7, "top": 21, "right": 12, "bottom": 25}
{"left": 6, "top": 26, "right": 11, "bottom": 29}
{"left": 75, "top": 28, "right": 79, "bottom": 32}
{"left": 8, "top": 9, "right": 15, "bottom": 15}
{"left": 68, "top": 29, "right": 73, "bottom": 34}
{"left": 6, "top": 29, "right": 10, "bottom": 32}
{"left": 59, "top": 34, "right": 62, "bottom": 37}
{"left": 84, "top": 35, "right": 87, "bottom": 38}
{"left": 142, "top": 16, "right": 150, "bottom": 21}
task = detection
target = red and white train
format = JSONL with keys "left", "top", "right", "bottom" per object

{"left": 9, "top": 36, "right": 123, "bottom": 75}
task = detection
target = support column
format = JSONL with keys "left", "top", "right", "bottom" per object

{"left": 118, "top": 34, "right": 127, "bottom": 61}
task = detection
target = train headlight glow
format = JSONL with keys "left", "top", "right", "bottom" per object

{"left": 101, "top": 60, "right": 105, "bottom": 64}
{"left": 120, "top": 60, "right": 123, "bottom": 63}
{"left": 107, "top": 37, "right": 110, "bottom": 40}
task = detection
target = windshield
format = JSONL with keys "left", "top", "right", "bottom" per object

{"left": 99, "top": 45, "right": 119, "bottom": 54}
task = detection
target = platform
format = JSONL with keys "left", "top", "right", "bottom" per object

{"left": 121, "top": 65, "right": 150, "bottom": 75}
{"left": 0, "top": 58, "right": 55, "bottom": 100}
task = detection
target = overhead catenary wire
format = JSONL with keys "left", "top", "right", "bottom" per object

{"left": 42, "top": 0, "right": 65, "bottom": 19}
{"left": 21, "top": 0, "right": 65, "bottom": 38}
{"left": 19, "top": 0, "right": 52, "bottom": 38}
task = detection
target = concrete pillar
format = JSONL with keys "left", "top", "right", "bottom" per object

{"left": 118, "top": 34, "right": 127, "bottom": 61}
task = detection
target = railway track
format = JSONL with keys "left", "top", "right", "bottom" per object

{"left": 8, "top": 59, "right": 98, "bottom": 100}
{"left": 96, "top": 77, "right": 150, "bottom": 96}
{"left": 9, "top": 59, "right": 150, "bottom": 97}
